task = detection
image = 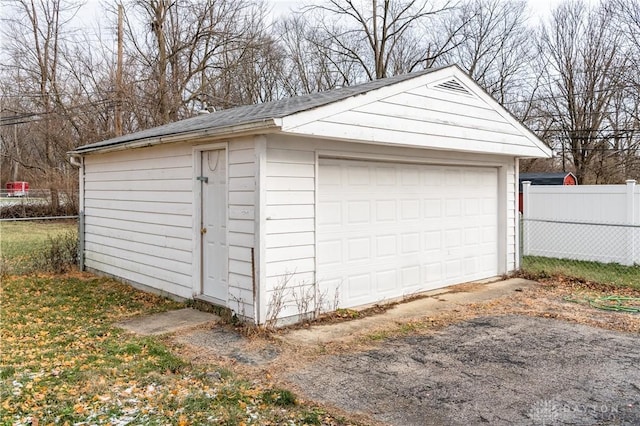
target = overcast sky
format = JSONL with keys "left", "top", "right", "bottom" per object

{"left": 72, "top": 0, "right": 587, "bottom": 30}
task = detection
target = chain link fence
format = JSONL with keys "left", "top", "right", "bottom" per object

{"left": 0, "top": 188, "right": 78, "bottom": 220}
{"left": 520, "top": 216, "right": 640, "bottom": 288}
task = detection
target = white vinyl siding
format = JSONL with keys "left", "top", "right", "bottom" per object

{"left": 283, "top": 78, "right": 543, "bottom": 157}
{"left": 264, "top": 147, "right": 316, "bottom": 319}
{"left": 83, "top": 137, "right": 259, "bottom": 317}
{"left": 83, "top": 142, "right": 194, "bottom": 298}
{"left": 262, "top": 135, "right": 517, "bottom": 319}
{"left": 226, "top": 138, "right": 257, "bottom": 319}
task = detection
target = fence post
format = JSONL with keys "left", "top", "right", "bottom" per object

{"left": 521, "top": 181, "right": 531, "bottom": 259}
{"left": 78, "top": 210, "right": 85, "bottom": 271}
{"left": 626, "top": 180, "right": 637, "bottom": 265}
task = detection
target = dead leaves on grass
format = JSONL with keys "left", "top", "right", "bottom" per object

{"left": 1, "top": 275, "right": 351, "bottom": 426}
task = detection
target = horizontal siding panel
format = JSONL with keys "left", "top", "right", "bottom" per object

{"left": 85, "top": 190, "right": 192, "bottom": 203}
{"left": 229, "top": 273, "right": 254, "bottom": 289}
{"left": 229, "top": 205, "right": 255, "bottom": 220}
{"left": 267, "top": 162, "right": 315, "bottom": 177}
{"left": 265, "top": 272, "right": 315, "bottom": 290}
{"left": 228, "top": 148, "right": 255, "bottom": 164}
{"left": 228, "top": 286, "right": 253, "bottom": 303}
{"left": 85, "top": 207, "right": 192, "bottom": 228}
{"left": 85, "top": 142, "right": 191, "bottom": 162}
{"left": 229, "top": 259, "right": 253, "bottom": 276}
{"left": 85, "top": 198, "right": 192, "bottom": 216}
{"left": 85, "top": 166, "right": 191, "bottom": 182}
{"left": 266, "top": 205, "right": 314, "bottom": 219}
{"left": 266, "top": 191, "right": 315, "bottom": 205}
{"left": 228, "top": 177, "right": 255, "bottom": 192}
{"left": 85, "top": 224, "right": 191, "bottom": 251}
{"left": 85, "top": 257, "right": 191, "bottom": 296}
{"left": 290, "top": 122, "right": 539, "bottom": 156}
{"left": 229, "top": 163, "right": 256, "bottom": 178}
{"left": 229, "top": 246, "right": 252, "bottom": 262}
{"left": 85, "top": 244, "right": 191, "bottom": 277}
{"left": 266, "top": 218, "right": 314, "bottom": 234}
{"left": 322, "top": 110, "right": 524, "bottom": 145}
{"left": 384, "top": 91, "right": 501, "bottom": 123}
{"left": 85, "top": 179, "right": 191, "bottom": 192}
{"left": 229, "top": 219, "right": 254, "bottom": 234}
{"left": 266, "top": 258, "right": 315, "bottom": 277}
{"left": 85, "top": 233, "right": 192, "bottom": 264}
{"left": 267, "top": 148, "right": 315, "bottom": 164}
{"left": 229, "top": 137, "right": 255, "bottom": 150}
{"left": 228, "top": 191, "right": 255, "bottom": 206}
{"left": 266, "top": 177, "right": 314, "bottom": 191}
{"left": 228, "top": 232, "right": 255, "bottom": 248}
{"left": 84, "top": 216, "right": 191, "bottom": 240}
{"left": 265, "top": 232, "right": 315, "bottom": 248}
{"left": 357, "top": 100, "right": 519, "bottom": 136}
{"left": 86, "top": 154, "right": 192, "bottom": 173}
{"left": 406, "top": 85, "right": 493, "bottom": 110}
{"left": 267, "top": 245, "right": 314, "bottom": 262}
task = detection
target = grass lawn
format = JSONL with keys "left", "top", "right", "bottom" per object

{"left": 1, "top": 275, "right": 340, "bottom": 425}
{"left": 1, "top": 220, "right": 77, "bottom": 274}
{"left": 0, "top": 222, "right": 349, "bottom": 425}
{"left": 522, "top": 256, "right": 640, "bottom": 290}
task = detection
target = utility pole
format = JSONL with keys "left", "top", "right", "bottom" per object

{"left": 115, "top": 3, "right": 124, "bottom": 136}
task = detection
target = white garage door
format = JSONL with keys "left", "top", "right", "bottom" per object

{"left": 317, "top": 158, "right": 499, "bottom": 309}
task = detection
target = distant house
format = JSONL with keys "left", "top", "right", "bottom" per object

{"left": 69, "top": 64, "right": 551, "bottom": 325}
{"left": 518, "top": 172, "right": 577, "bottom": 212}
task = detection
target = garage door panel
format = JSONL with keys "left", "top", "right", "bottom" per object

{"left": 318, "top": 159, "right": 498, "bottom": 309}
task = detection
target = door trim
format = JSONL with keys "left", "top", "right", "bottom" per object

{"left": 191, "top": 142, "right": 228, "bottom": 301}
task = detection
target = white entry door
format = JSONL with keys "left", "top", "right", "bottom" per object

{"left": 200, "top": 149, "right": 228, "bottom": 302}
{"left": 317, "top": 159, "right": 499, "bottom": 309}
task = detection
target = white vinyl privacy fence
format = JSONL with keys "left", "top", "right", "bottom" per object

{"left": 522, "top": 180, "right": 639, "bottom": 266}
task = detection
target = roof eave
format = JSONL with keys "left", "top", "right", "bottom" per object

{"left": 68, "top": 118, "right": 282, "bottom": 156}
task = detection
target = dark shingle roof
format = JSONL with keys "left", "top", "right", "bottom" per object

{"left": 72, "top": 67, "right": 444, "bottom": 154}
{"left": 519, "top": 172, "right": 577, "bottom": 190}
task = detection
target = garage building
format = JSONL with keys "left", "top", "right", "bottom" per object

{"left": 69, "top": 65, "right": 552, "bottom": 325}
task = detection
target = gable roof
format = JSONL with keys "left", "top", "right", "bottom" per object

{"left": 70, "top": 64, "right": 551, "bottom": 158}
{"left": 71, "top": 67, "right": 442, "bottom": 154}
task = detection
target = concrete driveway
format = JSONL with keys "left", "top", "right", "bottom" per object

{"left": 287, "top": 315, "right": 640, "bottom": 425}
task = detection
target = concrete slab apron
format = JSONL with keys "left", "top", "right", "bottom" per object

{"left": 282, "top": 278, "right": 537, "bottom": 346}
{"left": 116, "top": 308, "right": 219, "bottom": 336}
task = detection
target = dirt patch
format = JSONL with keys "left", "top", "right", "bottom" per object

{"left": 174, "top": 326, "right": 281, "bottom": 366}
{"left": 287, "top": 315, "right": 640, "bottom": 426}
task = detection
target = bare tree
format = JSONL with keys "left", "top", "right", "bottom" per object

{"left": 303, "top": 0, "right": 459, "bottom": 82}
{"left": 1, "top": 0, "right": 83, "bottom": 207}
{"left": 535, "top": 1, "right": 628, "bottom": 183}
{"left": 118, "top": 0, "right": 268, "bottom": 125}
{"left": 440, "top": 0, "right": 533, "bottom": 104}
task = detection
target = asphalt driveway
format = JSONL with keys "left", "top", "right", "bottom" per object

{"left": 288, "top": 315, "right": 640, "bottom": 425}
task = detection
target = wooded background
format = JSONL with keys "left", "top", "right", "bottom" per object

{"left": 2, "top": 0, "right": 640, "bottom": 206}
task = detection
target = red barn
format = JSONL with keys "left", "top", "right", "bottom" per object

{"left": 518, "top": 172, "right": 577, "bottom": 212}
